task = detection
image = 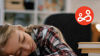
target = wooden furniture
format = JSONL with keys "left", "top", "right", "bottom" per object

{"left": 91, "top": 24, "right": 100, "bottom": 42}
{"left": 78, "top": 42, "right": 100, "bottom": 56}
{"left": 5, "top": 0, "right": 25, "bottom": 10}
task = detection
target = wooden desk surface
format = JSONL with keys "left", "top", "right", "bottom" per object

{"left": 78, "top": 42, "right": 100, "bottom": 44}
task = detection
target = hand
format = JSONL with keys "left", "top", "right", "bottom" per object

{"left": 26, "top": 24, "right": 44, "bottom": 32}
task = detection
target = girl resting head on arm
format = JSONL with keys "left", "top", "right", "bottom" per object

{"left": 0, "top": 24, "right": 77, "bottom": 56}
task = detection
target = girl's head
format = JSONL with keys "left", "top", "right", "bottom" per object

{"left": 0, "top": 24, "right": 37, "bottom": 56}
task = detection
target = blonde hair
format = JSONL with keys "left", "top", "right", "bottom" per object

{"left": 0, "top": 24, "right": 17, "bottom": 56}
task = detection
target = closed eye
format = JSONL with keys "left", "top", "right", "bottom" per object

{"left": 19, "top": 36, "right": 25, "bottom": 55}
{"left": 22, "top": 36, "right": 25, "bottom": 43}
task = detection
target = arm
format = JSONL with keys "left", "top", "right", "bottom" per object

{"left": 51, "top": 26, "right": 73, "bottom": 51}
{"left": 26, "top": 24, "right": 76, "bottom": 56}
{"left": 42, "top": 26, "right": 77, "bottom": 56}
{"left": 26, "top": 24, "right": 73, "bottom": 50}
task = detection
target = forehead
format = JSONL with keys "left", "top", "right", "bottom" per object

{"left": 3, "top": 30, "right": 20, "bottom": 55}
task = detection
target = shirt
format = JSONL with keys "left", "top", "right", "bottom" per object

{"left": 28, "top": 26, "right": 77, "bottom": 56}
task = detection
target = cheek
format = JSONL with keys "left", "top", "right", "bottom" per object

{"left": 24, "top": 33, "right": 33, "bottom": 42}
{"left": 24, "top": 32, "right": 37, "bottom": 51}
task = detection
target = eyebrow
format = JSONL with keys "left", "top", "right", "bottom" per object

{"left": 14, "top": 34, "right": 20, "bottom": 55}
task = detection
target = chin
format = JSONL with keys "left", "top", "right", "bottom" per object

{"left": 29, "top": 45, "right": 37, "bottom": 56}
{"left": 35, "top": 45, "right": 37, "bottom": 50}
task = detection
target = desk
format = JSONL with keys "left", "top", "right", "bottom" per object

{"left": 78, "top": 42, "right": 100, "bottom": 56}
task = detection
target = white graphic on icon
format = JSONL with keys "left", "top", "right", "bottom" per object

{"left": 77, "top": 10, "right": 92, "bottom": 22}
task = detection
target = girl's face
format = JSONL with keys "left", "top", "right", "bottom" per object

{"left": 3, "top": 29, "right": 37, "bottom": 56}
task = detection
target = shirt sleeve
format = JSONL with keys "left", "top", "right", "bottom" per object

{"left": 42, "top": 26, "right": 77, "bottom": 56}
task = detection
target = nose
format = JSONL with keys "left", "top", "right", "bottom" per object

{"left": 21, "top": 44, "right": 30, "bottom": 51}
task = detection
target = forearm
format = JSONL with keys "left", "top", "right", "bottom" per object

{"left": 29, "top": 24, "right": 73, "bottom": 50}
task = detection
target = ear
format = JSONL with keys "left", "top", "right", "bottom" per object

{"left": 16, "top": 25, "right": 25, "bottom": 32}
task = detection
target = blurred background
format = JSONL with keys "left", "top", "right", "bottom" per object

{"left": 0, "top": 0, "right": 100, "bottom": 56}
{"left": 0, "top": 0, "right": 100, "bottom": 25}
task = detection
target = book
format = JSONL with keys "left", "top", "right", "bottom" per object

{"left": 78, "top": 42, "right": 100, "bottom": 48}
{"left": 78, "top": 42, "right": 100, "bottom": 53}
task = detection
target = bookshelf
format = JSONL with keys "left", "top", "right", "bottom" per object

{"left": 0, "top": 0, "right": 70, "bottom": 26}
